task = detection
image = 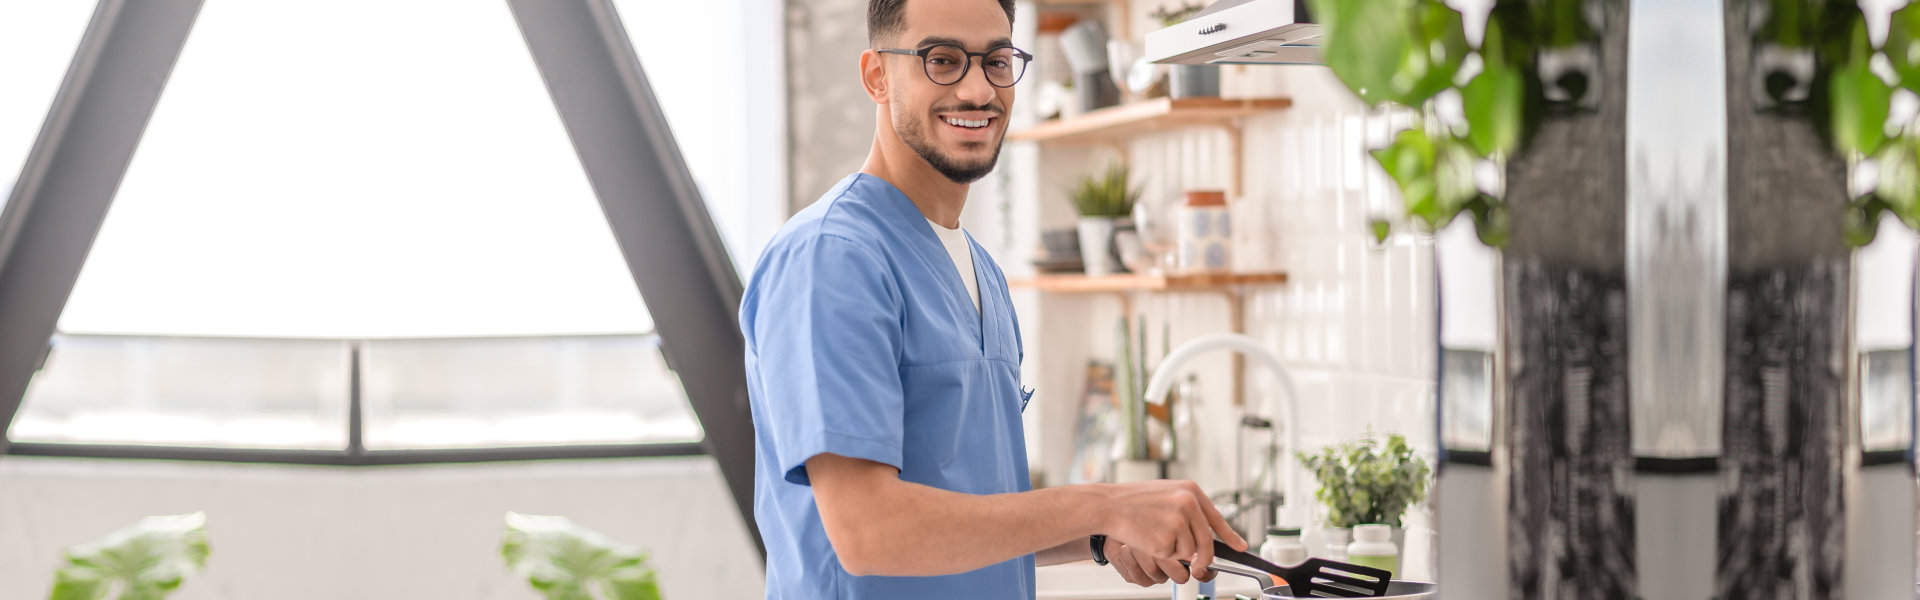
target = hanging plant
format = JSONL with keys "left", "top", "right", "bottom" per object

{"left": 1309, "top": 0, "right": 1604, "bottom": 247}
{"left": 1829, "top": 0, "right": 1920, "bottom": 244}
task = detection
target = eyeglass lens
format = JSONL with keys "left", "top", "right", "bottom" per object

{"left": 922, "top": 44, "right": 1026, "bottom": 87}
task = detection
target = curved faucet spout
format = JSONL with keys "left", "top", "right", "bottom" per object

{"left": 1141, "top": 333, "right": 1302, "bottom": 529}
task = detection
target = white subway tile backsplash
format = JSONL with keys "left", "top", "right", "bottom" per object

{"left": 1016, "top": 59, "right": 1438, "bottom": 485}
{"left": 1366, "top": 252, "right": 1392, "bottom": 373}
{"left": 1302, "top": 283, "right": 1325, "bottom": 364}
{"left": 1342, "top": 115, "right": 1366, "bottom": 191}
{"left": 1393, "top": 244, "right": 1419, "bottom": 376}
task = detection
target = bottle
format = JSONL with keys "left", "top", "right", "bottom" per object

{"left": 1260, "top": 526, "right": 1307, "bottom": 567}
{"left": 1346, "top": 524, "right": 1398, "bottom": 574}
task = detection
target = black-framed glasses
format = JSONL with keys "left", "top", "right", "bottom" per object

{"left": 877, "top": 44, "right": 1032, "bottom": 88}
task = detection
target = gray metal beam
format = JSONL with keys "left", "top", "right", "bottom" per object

{"left": 0, "top": 0, "right": 205, "bottom": 457}
{"left": 503, "top": 0, "right": 762, "bottom": 558}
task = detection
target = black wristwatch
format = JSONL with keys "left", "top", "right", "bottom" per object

{"left": 1089, "top": 534, "right": 1109, "bottom": 566}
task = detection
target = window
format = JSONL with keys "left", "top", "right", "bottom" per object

{"left": 1857, "top": 221, "right": 1917, "bottom": 456}
{"left": 10, "top": 334, "right": 350, "bottom": 449}
{"left": 3, "top": 0, "right": 765, "bottom": 458}
{"left": 1, "top": 0, "right": 101, "bottom": 200}
{"left": 360, "top": 335, "right": 698, "bottom": 450}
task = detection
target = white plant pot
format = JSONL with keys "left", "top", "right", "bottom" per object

{"left": 1077, "top": 217, "right": 1116, "bottom": 277}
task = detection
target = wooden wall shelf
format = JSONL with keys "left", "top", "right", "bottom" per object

{"left": 1008, "top": 97, "right": 1293, "bottom": 145}
{"left": 1009, "top": 97, "right": 1292, "bottom": 198}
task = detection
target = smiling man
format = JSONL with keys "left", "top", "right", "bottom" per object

{"left": 737, "top": 1, "right": 1246, "bottom": 598}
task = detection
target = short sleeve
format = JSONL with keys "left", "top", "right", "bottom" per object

{"left": 742, "top": 234, "right": 906, "bottom": 486}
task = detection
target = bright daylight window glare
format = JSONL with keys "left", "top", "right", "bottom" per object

{"left": 3, "top": 0, "right": 762, "bottom": 452}
{"left": 0, "top": 0, "right": 97, "bottom": 196}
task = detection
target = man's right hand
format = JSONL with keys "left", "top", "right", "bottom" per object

{"left": 1096, "top": 479, "right": 1246, "bottom": 582}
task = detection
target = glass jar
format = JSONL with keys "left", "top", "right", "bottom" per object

{"left": 1177, "top": 190, "right": 1231, "bottom": 274}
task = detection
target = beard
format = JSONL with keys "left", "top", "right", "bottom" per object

{"left": 896, "top": 103, "right": 1005, "bottom": 185}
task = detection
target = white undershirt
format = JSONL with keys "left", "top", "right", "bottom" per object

{"left": 927, "top": 218, "right": 979, "bottom": 313}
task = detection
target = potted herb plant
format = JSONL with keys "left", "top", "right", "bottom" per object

{"left": 1068, "top": 162, "right": 1140, "bottom": 277}
{"left": 502, "top": 512, "right": 664, "bottom": 600}
{"left": 1150, "top": 2, "right": 1218, "bottom": 98}
{"left": 1298, "top": 433, "right": 1431, "bottom": 558}
{"left": 48, "top": 512, "right": 210, "bottom": 600}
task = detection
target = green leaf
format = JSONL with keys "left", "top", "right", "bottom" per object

{"left": 1461, "top": 25, "right": 1524, "bottom": 156}
{"left": 1313, "top": 0, "right": 1467, "bottom": 107}
{"left": 1877, "top": 138, "right": 1919, "bottom": 213}
{"left": 1313, "top": 0, "right": 1413, "bottom": 105}
{"left": 1845, "top": 196, "right": 1888, "bottom": 246}
{"left": 1889, "top": 2, "right": 1920, "bottom": 91}
{"left": 48, "top": 512, "right": 209, "bottom": 600}
{"left": 1369, "top": 219, "right": 1391, "bottom": 243}
{"left": 1467, "top": 195, "right": 1512, "bottom": 247}
{"left": 1829, "top": 21, "right": 1891, "bottom": 157}
{"left": 1068, "top": 162, "right": 1138, "bottom": 217}
{"left": 1298, "top": 434, "right": 1432, "bottom": 530}
{"left": 1371, "top": 128, "right": 1436, "bottom": 208}
{"left": 1431, "top": 140, "right": 1480, "bottom": 228}
{"left": 503, "top": 512, "right": 663, "bottom": 600}
{"left": 1401, "top": 0, "right": 1471, "bottom": 105}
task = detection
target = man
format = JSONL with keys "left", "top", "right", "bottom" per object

{"left": 738, "top": 0, "right": 1246, "bottom": 597}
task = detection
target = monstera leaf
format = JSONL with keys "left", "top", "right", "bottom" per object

{"left": 48, "top": 512, "right": 209, "bottom": 600}
{"left": 502, "top": 512, "right": 663, "bottom": 600}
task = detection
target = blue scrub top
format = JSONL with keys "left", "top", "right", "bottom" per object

{"left": 740, "top": 173, "right": 1034, "bottom": 599}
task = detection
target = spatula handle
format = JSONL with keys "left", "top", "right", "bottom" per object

{"left": 1211, "top": 539, "right": 1299, "bottom": 580}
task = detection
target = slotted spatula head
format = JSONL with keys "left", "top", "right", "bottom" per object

{"left": 1277, "top": 557, "right": 1393, "bottom": 598}
{"left": 1209, "top": 539, "right": 1392, "bottom": 598}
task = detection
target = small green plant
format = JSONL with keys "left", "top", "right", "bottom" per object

{"left": 1150, "top": 1, "right": 1208, "bottom": 27}
{"left": 502, "top": 512, "right": 663, "bottom": 600}
{"left": 1298, "top": 433, "right": 1431, "bottom": 529}
{"left": 1068, "top": 162, "right": 1140, "bottom": 218}
{"left": 48, "top": 512, "right": 209, "bottom": 600}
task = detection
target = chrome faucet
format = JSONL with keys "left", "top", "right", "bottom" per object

{"left": 1141, "top": 333, "right": 1303, "bottom": 530}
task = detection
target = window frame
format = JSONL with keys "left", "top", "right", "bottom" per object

{"left": 5, "top": 332, "right": 708, "bottom": 463}
{"left": 0, "top": 0, "right": 763, "bottom": 555}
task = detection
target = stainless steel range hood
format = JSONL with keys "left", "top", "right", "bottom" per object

{"left": 1144, "top": 0, "right": 1322, "bottom": 65}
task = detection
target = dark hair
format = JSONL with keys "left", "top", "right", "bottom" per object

{"left": 868, "top": 0, "right": 1016, "bottom": 46}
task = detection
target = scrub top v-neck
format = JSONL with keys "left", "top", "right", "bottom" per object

{"left": 926, "top": 217, "right": 980, "bottom": 314}
{"left": 739, "top": 173, "right": 1032, "bottom": 600}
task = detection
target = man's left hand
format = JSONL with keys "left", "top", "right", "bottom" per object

{"left": 1105, "top": 537, "right": 1218, "bottom": 587}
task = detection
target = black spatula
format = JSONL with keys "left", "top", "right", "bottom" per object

{"left": 1200, "top": 539, "right": 1392, "bottom": 598}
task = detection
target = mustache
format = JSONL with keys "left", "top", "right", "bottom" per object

{"left": 932, "top": 102, "right": 1003, "bottom": 116}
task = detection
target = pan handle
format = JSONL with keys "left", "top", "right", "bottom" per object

{"left": 1187, "top": 561, "right": 1275, "bottom": 589}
